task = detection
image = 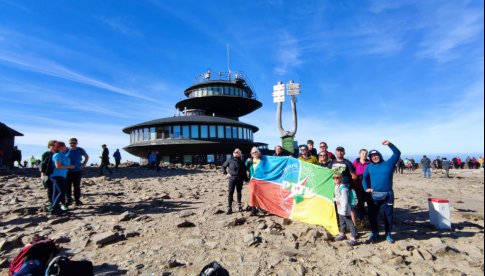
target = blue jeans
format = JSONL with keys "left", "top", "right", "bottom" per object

{"left": 423, "top": 167, "right": 431, "bottom": 178}
{"left": 51, "top": 176, "right": 66, "bottom": 211}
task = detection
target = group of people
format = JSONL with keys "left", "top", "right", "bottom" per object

{"left": 39, "top": 139, "right": 121, "bottom": 216}
{"left": 222, "top": 139, "right": 401, "bottom": 246}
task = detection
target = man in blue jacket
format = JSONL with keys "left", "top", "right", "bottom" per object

{"left": 363, "top": 140, "right": 401, "bottom": 243}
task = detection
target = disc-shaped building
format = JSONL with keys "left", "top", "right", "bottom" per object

{"left": 122, "top": 70, "right": 267, "bottom": 165}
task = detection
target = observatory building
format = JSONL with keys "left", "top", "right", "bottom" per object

{"left": 122, "top": 70, "right": 267, "bottom": 165}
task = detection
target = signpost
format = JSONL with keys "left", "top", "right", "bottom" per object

{"left": 273, "top": 81, "right": 301, "bottom": 154}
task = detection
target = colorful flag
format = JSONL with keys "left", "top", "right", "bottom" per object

{"left": 249, "top": 156, "right": 338, "bottom": 235}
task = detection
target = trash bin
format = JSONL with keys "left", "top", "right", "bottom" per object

{"left": 428, "top": 198, "right": 451, "bottom": 230}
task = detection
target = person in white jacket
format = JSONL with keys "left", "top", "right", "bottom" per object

{"left": 333, "top": 173, "right": 358, "bottom": 246}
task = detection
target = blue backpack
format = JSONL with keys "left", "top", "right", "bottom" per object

{"left": 339, "top": 185, "right": 357, "bottom": 208}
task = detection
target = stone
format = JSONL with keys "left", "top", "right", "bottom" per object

{"left": 418, "top": 249, "right": 435, "bottom": 261}
{"left": 281, "top": 218, "right": 292, "bottom": 225}
{"left": 93, "top": 232, "right": 121, "bottom": 246}
{"left": 0, "top": 258, "right": 8, "bottom": 268}
{"left": 125, "top": 231, "right": 141, "bottom": 238}
{"left": 168, "top": 259, "right": 185, "bottom": 268}
{"left": 387, "top": 256, "right": 404, "bottom": 266}
{"left": 54, "top": 235, "right": 71, "bottom": 244}
{"left": 179, "top": 210, "right": 195, "bottom": 218}
{"left": 0, "top": 239, "right": 6, "bottom": 251}
{"left": 177, "top": 220, "right": 196, "bottom": 228}
{"left": 370, "top": 256, "right": 383, "bottom": 265}
{"left": 117, "top": 211, "right": 137, "bottom": 222}
{"left": 282, "top": 247, "right": 307, "bottom": 257}
{"left": 431, "top": 244, "right": 459, "bottom": 256}
{"left": 298, "top": 264, "right": 307, "bottom": 276}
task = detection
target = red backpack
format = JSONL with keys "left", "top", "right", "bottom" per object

{"left": 9, "top": 237, "right": 58, "bottom": 276}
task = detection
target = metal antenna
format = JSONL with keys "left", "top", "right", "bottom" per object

{"left": 227, "top": 44, "right": 231, "bottom": 81}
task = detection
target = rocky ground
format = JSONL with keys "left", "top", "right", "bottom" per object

{"left": 0, "top": 166, "right": 483, "bottom": 275}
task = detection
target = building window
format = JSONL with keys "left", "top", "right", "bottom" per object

{"left": 183, "top": 125, "right": 190, "bottom": 138}
{"left": 191, "top": 125, "right": 199, "bottom": 138}
{"left": 225, "top": 126, "right": 232, "bottom": 138}
{"left": 150, "top": 127, "right": 156, "bottom": 140}
{"left": 238, "top": 127, "right": 243, "bottom": 139}
{"left": 218, "top": 125, "right": 224, "bottom": 138}
{"left": 173, "top": 125, "right": 181, "bottom": 139}
{"left": 224, "top": 87, "right": 229, "bottom": 95}
{"left": 232, "top": 127, "right": 237, "bottom": 139}
{"left": 230, "top": 87, "right": 234, "bottom": 96}
{"left": 183, "top": 155, "right": 193, "bottom": 164}
{"left": 249, "top": 130, "right": 253, "bottom": 141}
{"left": 201, "top": 125, "right": 208, "bottom": 138}
{"left": 210, "top": 125, "right": 216, "bottom": 138}
{"left": 208, "top": 87, "right": 214, "bottom": 96}
{"left": 207, "top": 154, "right": 215, "bottom": 163}
{"left": 202, "top": 88, "right": 207, "bottom": 96}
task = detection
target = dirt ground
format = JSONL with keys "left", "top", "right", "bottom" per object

{"left": 0, "top": 166, "right": 483, "bottom": 275}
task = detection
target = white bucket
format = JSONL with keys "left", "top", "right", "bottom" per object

{"left": 428, "top": 198, "right": 451, "bottom": 230}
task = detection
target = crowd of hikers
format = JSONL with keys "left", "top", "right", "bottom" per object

{"left": 223, "top": 139, "right": 402, "bottom": 247}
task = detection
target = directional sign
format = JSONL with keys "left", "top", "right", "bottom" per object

{"left": 273, "top": 83, "right": 286, "bottom": 103}
{"left": 286, "top": 82, "right": 301, "bottom": 96}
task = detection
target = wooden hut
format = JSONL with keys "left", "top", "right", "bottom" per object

{"left": 0, "top": 122, "right": 24, "bottom": 169}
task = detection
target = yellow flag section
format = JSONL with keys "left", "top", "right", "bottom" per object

{"left": 249, "top": 156, "right": 339, "bottom": 236}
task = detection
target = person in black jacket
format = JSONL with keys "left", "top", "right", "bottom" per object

{"left": 99, "top": 144, "right": 112, "bottom": 176}
{"left": 222, "top": 148, "right": 248, "bottom": 214}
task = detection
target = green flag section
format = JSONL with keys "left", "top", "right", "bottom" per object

{"left": 249, "top": 156, "right": 338, "bottom": 235}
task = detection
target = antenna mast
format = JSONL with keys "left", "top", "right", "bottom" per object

{"left": 227, "top": 44, "right": 231, "bottom": 81}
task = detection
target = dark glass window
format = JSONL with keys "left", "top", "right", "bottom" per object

{"left": 191, "top": 125, "right": 199, "bottom": 138}
{"left": 210, "top": 125, "right": 216, "bottom": 138}
{"left": 238, "top": 127, "right": 243, "bottom": 139}
{"left": 224, "top": 87, "right": 229, "bottom": 95}
{"left": 173, "top": 126, "right": 181, "bottom": 139}
{"left": 225, "top": 126, "right": 232, "bottom": 138}
{"left": 218, "top": 125, "right": 224, "bottom": 138}
{"left": 182, "top": 125, "right": 190, "bottom": 138}
{"left": 232, "top": 127, "right": 237, "bottom": 139}
{"left": 201, "top": 125, "right": 208, "bottom": 138}
{"left": 230, "top": 87, "right": 234, "bottom": 96}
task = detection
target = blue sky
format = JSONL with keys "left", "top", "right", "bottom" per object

{"left": 1, "top": 0, "right": 483, "bottom": 162}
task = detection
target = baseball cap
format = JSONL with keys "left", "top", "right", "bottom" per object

{"left": 336, "top": 146, "right": 345, "bottom": 151}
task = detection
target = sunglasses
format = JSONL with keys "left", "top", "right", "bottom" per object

{"left": 333, "top": 177, "right": 342, "bottom": 180}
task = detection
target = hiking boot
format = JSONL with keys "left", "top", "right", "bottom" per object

{"left": 366, "top": 232, "right": 380, "bottom": 244}
{"left": 347, "top": 240, "right": 359, "bottom": 246}
{"left": 238, "top": 205, "right": 243, "bottom": 212}
{"left": 60, "top": 203, "right": 69, "bottom": 211}
{"left": 386, "top": 234, "right": 395, "bottom": 244}
{"left": 75, "top": 200, "right": 83, "bottom": 206}
{"left": 334, "top": 234, "right": 346, "bottom": 241}
{"left": 226, "top": 208, "right": 233, "bottom": 215}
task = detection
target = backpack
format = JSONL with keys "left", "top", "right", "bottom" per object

{"left": 40, "top": 152, "right": 54, "bottom": 176}
{"left": 200, "top": 261, "right": 230, "bottom": 276}
{"left": 45, "top": 256, "right": 94, "bottom": 276}
{"left": 339, "top": 185, "right": 357, "bottom": 208}
{"left": 9, "top": 237, "right": 58, "bottom": 276}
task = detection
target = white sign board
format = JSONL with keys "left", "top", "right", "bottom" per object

{"left": 286, "top": 82, "right": 301, "bottom": 95}
{"left": 273, "top": 83, "right": 286, "bottom": 103}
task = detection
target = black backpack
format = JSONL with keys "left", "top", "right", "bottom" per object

{"left": 40, "top": 152, "right": 54, "bottom": 176}
{"left": 45, "top": 256, "right": 93, "bottom": 276}
{"left": 200, "top": 261, "right": 229, "bottom": 276}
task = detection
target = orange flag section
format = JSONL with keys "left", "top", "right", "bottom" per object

{"left": 249, "top": 179, "right": 293, "bottom": 219}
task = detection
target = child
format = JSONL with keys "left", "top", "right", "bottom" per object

{"left": 333, "top": 173, "right": 359, "bottom": 246}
